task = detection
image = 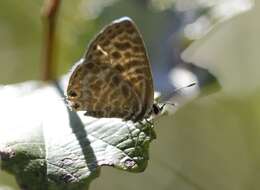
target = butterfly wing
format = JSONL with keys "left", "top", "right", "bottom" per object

{"left": 67, "top": 17, "right": 154, "bottom": 122}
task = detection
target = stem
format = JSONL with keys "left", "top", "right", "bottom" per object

{"left": 41, "top": 0, "right": 61, "bottom": 81}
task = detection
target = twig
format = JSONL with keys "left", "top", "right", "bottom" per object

{"left": 41, "top": 0, "right": 61, "bottom": 81}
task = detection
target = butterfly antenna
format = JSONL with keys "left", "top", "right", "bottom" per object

{"left": 159, "top": 102, "right": 176, "bottom": 109}
{"left": 167, "top": 82, "right": 196, "bottom": 97}
{"left": 162, "top": 82, "right": 196, "bottom": 107}
{"left": 175, "top": 82, "right": 196, "bottom": 93}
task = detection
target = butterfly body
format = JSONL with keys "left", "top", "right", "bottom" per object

{"left": 66, "top": 17, "right": 158, "bottom": 122}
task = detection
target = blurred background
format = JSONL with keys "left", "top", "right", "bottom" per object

{"left": 0, "top": 0, "right": 259, "bottom": 189}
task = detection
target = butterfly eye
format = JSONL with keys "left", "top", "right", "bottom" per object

{"left": 152, "top": 104, "right": 160, "bottom": 115}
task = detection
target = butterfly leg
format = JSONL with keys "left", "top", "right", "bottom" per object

{"left": 134, "top": 120, "right": 152, "bottom": 150}
{"left": 144, "top": 119, "right": 157, "bottom": 140}
{"left": 135, "top": 120, "right": 156, "bottom": 147}
{"left": 134, "top": 121, "right": 145, "bottom": 149}
{"left": 144, "top": 118, "right": 153, "bottom": 126}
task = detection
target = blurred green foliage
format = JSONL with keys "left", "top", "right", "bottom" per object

{"left": 0, "top": 1, "right": 41, "bottom": 83}
{"left": 0, "top": 0, "right": 173, "bottom": 83}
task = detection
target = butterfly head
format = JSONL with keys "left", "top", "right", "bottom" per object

{"left": 149, "top": 82, "right": 196, "bottom": 117}
{"left": 151, "top": 103, "right": 166, "bottom": 116}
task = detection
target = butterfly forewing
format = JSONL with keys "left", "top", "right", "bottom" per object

{"left": 67, "top": 17, "right": 154, "bottom": 122}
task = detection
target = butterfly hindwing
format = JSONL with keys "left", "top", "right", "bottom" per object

{"left": 67, "top": 17, "right": 154, "bottom": 122}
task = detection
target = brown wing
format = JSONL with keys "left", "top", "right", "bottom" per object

{"left": 66, "top": 17, "right": 154, "bottom": 122}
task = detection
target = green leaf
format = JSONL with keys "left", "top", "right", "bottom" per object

{"left": 0, "top": 77, "right": 156, "bottom": 190}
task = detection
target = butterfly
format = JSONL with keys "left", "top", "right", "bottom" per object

{"left": 66, "top": 17, "right": 163, "bottom": 123}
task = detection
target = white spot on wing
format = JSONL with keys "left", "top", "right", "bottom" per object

{"left": 97, "top": 45, "right": 108, "bottom": 56}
